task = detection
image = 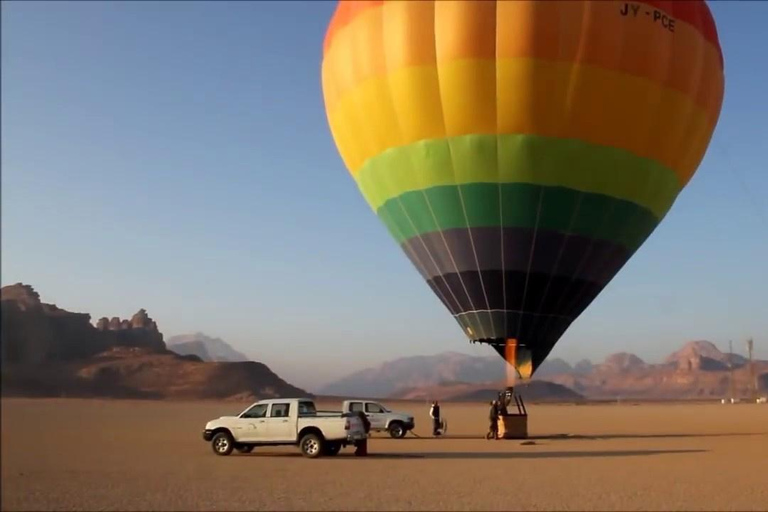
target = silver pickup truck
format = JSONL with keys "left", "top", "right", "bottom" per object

{"left": 202, "top": 398, "right": 367, "bottom": 458}
{"left": 341, "top": 399, "right": 415, "bottom": 438}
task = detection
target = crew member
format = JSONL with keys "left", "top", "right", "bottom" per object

{"left": 429, "top": 400, "right": 441, "bottom": 436}
{"left": 354, "top": 410, "right": 371, "bottom": 456}
{"left": 497, "top": 391, "right": 509, "bottom": 416}
{"left": 486, "top": 400, "right": 499, "bottom": 440}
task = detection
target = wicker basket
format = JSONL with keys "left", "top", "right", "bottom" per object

{"left": 497, "top": 414, "right": 528, "bottom": 439}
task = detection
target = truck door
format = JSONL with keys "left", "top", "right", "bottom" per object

{"left": 348, "top": 402, "right": 369, "bottom": 428}
{"left": 264, "top": 401, "right": 295, "bottom": 442}
{"left": 364, "top": 402, "right": 387, "bottom": 429}
{"left": 237, "top": 403, "right": 269, "bottom": 442}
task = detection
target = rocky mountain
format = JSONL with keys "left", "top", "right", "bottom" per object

{"left": 1, "top": 346, "right": 306, "bottom": 400}
{"left": 573, "top": 359, "right": 594, "bottom": 375}
{"left": 167, "top": 333, "right": 249, "bottom": 362}
{"left": 318, "top": 352, "right": 502, "bottom": 398}
{"left": 1, "top": 284, "right": 165, "bottom": 364}
{"left": 664, "top": 340, "right": 747, "bottom": 371}
{"left": 318, "top": 351, "right": 577, "bottom": 398}
{"left": 534, "top": 357, "right": 574, "bottom": 377}
{"left": 0, "top": 283, "right": 307, "bottom": 400}
{"left": 540, "top": 341, "right": 767, "bottom": 400}
{"left": 598, "top": 352, "right": 647, "bottom": 372}
{"left": 321, "top": 340, "right": 768, "bottom": 401}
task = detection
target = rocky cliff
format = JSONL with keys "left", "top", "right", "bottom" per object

{"left": 1, "top": 284, "right": 165, "bottom": 365}
{"left": 0, "top": 283, "right": 307, "bottom": 400}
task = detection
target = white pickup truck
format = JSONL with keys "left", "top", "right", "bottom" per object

{"left": 341, "top": 399, "right": 415, "bottom": 438}
{"left": 202, "top": 398, "right": 367, "bottom": 458}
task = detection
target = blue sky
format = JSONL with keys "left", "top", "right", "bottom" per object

{"left": 3, "top": 1, "right": 767, "bottom": 389}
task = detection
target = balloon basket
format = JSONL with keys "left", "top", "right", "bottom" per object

{"left": 497, "top": 388, "right": 529, "bottom": 440}
{"left": 497, "top": 414, "right": 528, "bottom": 440}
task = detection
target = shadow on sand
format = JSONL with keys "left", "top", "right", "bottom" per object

{"left": 240, "top": 448, "right": 707, "bottom": 460}
{"left": 531, "top": 432, "right": 765, "bottom": 441}
{"left": 393, "top": 432, "right": 765, "bottom": 441}
{"left": 361, "top": 449, "right": 708, "bottom": 460}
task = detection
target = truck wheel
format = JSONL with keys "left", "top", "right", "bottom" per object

{"left": 211, "top": 432, "right": 234, "bottom": 456}
{"left": 388, "top": 421, "right": 406, "bottom": 439}
{"left": 299, "top": 433, "right": 323, "bottom": 458}
{"left": 235, "top": 444, "right": 254, "bottom": 453}
{"left": 323, "top": 442, "right": 341, "bottom": 456}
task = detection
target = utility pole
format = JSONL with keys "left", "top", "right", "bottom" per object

{"left": 747, "top": 338, "right": 756, "bottom": 402}
{"left": 728, "top": 340, "right": 735, "bottom": 402}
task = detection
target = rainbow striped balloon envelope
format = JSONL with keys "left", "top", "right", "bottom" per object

{"left": 320, "top": 0, "right": 724, "bottom": 377}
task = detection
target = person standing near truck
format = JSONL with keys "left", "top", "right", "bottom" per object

{"left": 429, "top": 400, "right": 441, "bottom": 436}
{"left": 353, "top": 410, "right": 371, "bottom": 456}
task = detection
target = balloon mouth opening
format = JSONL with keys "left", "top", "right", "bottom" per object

{"left": 471, "top": 338, "right": 534, "bottom": 385}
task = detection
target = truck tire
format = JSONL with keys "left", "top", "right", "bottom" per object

{"left": 299, "top": 433, "right": 324, "bottom": 458}
{"left": 211, "top": 431, "right": 234, "bottom": 456}
{"left": 235, "top": 444, "right": 254, "bottom": 453}
{"left": 388, "top": 421, "right": 406, "bottom": 439}
{"left": 323, "top": 442, "right": 341, "bottom": 456}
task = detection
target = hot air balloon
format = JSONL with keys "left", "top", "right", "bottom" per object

{"left": 321, "top": 0, "right": 724, "bottom": 381}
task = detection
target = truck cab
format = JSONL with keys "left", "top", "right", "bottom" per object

{"left": 341, "top": 399, "right": 414, "bottom": 438}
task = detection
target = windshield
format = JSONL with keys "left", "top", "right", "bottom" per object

{"left": 365, "top": 402, "right": 386, "bottom": 414}
{"left": 240, "top": 403, "right": 268, "bottom": 419}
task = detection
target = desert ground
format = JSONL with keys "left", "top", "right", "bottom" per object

{"left": 2, "top": 398, "right": 767, "bottom": 511}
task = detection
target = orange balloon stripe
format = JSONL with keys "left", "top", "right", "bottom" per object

{"left": 322, "top": 1, "right": 723, "bottom": 122}
{"left": 322, "top": 0, "right": 383, "bottom": 56}
{"left": 323, "top": 0, "right": 723, "bottom": 66}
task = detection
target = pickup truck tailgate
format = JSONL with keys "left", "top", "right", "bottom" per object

{"left": 344, "top": 415, "right": 367, "bottom": 442}
{"left": 297, "top": 414, "right": 366, "bottom": 442}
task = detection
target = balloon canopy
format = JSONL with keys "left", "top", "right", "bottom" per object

{"left": 321, "top": 0, "right": 724, "bottom": 378}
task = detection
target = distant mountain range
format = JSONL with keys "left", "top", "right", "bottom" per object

{"left": 4, "top": 282, "right": 765, "bottom": 403}
{"left": 319, "top": 341, "right": 768, "bottom": 401}
{"left": 318, "top": 351, "right": 593, "bottom": 398}
{"left": 318, "top": 351, "right": 502, "bottom": 398}
{"left": 166, "top": 333, "right": 250, "bottom": 362}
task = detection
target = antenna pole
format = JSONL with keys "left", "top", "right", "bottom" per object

{"left": 728, "top": 340, "right": 735, "bottom": 402}
{"left": 747, "top": 338, "right": 756, "bottom": 402}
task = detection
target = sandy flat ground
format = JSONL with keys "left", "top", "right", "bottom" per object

{"left": 2, "top": 398, "right": 767, "bottom": 511}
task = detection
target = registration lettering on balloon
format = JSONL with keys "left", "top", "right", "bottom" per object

{"left": 619, "top": 2, "right": 676, "bottom": 33}
{"left": 321, "top": 0, "right": 724, "bottom": 379}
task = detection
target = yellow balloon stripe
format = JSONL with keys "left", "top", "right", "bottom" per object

{"left": 324, "top": 57, "right": 716, "bottom": 185}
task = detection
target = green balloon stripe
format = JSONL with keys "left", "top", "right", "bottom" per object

{"left": 378, "top": 183, "right": 659, "bottom": 251}
{"left": 354, "top": 133, "right": 682, "bottom": 220}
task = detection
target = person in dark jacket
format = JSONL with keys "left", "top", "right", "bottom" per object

{"left": 429, "top": 401, "right": 441, "bottom": 436}
{"left": 486, "top": 400, "right": 499, "bottom": 440}
{"left": 354, "top": 410, "right": 371, "bottom": 456}
{"left": 497, "top": 391, "right": 509, "bottom": 416}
